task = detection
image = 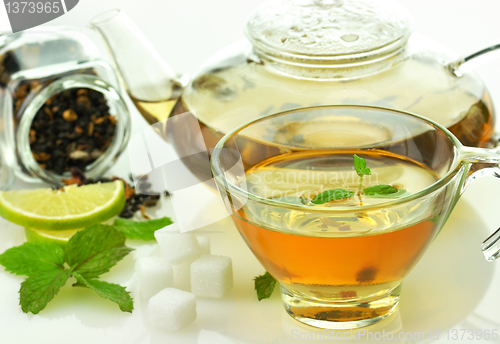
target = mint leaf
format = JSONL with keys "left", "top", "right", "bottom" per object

{"left": 363, "top": 184, "right": 398, "bottom": 196}
{"left": 364, "top": 189, "right": 409, "bottom": 199}
{"left": 254, "top": 271, "right": 277, "bottom": 301}
{"left": 363, "top": 185, "right": 409, "bottom": 199}
{"left": 271, "top": 196, "right": 313, "bottom": 206}
{"left": 74, "top": 246, "right": 133, "bottom": 279}
{"left": 65, "top": 224, "right": 127, "bottom": 267}
{"left": 311, "top": 189, "right": 354, "bottom": 204}
{"left": 0, "top": 242, "right": 65, "bottom": 276}
{"left": 353, "top": 154, "right": 371, "bottom": 177}
{"left": 19, "top": 268, "right": 71, "bottom": 314}
{"left": 113, "top": 217, "right": 173, "bottom": 240}
{"left": 74, "top": 273, "right": 133, "bottom": 312}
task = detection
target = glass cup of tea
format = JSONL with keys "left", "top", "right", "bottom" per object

{"left": 210, "top": 105, "right": 500, "bottom": 329}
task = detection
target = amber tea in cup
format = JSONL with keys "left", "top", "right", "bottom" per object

{"left": 211, "top": 105, "right": 500, "bottom": 329}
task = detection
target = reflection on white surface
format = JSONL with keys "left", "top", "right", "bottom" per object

{"left": 0, "top": 194, "right": 500, "bottom": 344}
{"left": 279, "top": 309, "right": 405, "bottom": 343}
{"left": 127, "top": 113, "right": 240, "bottom": 233}
{"left": 0, "top": 184, "right": 498, "bottom": 343}
{"left": 198, "top": 329, "right": 244, "bottom": 344}
{"left": 399, "top": 202, "right": 494, "bottom": 336}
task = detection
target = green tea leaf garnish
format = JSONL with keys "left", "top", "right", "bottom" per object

{"left": 311, "top": 189, "right": 354, "bottom": 204}
{"left": 113, "top": 217, "right": 173, "bottom": 241}
{"left": 353, "top": 154, "right": 371, "bottom": 177}
{"left": 254, "top": 271, "right": 277, "bottom": 301}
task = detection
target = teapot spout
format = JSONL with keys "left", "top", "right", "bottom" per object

{"left": 89, "top": 10, "right": 187, "bottom": 124}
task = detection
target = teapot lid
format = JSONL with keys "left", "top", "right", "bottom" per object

{"left": 245, "top": 0, "right": 413, "bottom": 62}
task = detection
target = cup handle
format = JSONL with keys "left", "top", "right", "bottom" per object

{"left": 461, "top": 147, "right": 500, "bottom": 261}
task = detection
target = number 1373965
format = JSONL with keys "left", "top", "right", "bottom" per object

{"left": 5, "top": 2, "right": 61, "bottom": 14}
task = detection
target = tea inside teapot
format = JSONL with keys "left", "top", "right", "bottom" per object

{"left": 91, "top": 0, "right": 497, "bottom": 180}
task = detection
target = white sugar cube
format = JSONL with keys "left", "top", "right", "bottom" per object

{"left": 148, "top": 288, "right": 197, "bottom": 331}
{"left": 172, "top": 247, "right": 208, "bottom": 292}
{"left": 136, "top": 256, "right": 174, "bottom": 299}
{"left": 173, "top": 260, "right": 192, "bottom": 291}
{"left": 149, "top": 244, "right": 163, "bottom": 257}
{"left": 155, "top": 225, "right": 202, "bottom": 263}
{"left": 196, "top": 236, "right": 210, "bottom": 255}
{"left": 190, "top": 255, "right": 233, "bottom": 298}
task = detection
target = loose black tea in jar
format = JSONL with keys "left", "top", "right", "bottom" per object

{"left": 29, "top": 87, "right": 117, "bottom": 175}
{"left": 0, "top": 27, "right": 130, "bottom": 186}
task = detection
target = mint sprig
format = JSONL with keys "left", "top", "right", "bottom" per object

{"left": 254, "top": 271, "right": 277, "bottom": 301}
{"left": 353, "top": 154, "right": 371, "bottom": 177}
{"left": 0, "top": 225, "right": 134, "bottom": 314}
{"left": 113, "top": 217, "right": 172, "bottom": 240}
{"left": 307, "top": 155, "right": 408, "bottom": 205}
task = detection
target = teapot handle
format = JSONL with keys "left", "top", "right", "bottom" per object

{"left": 458, "top": 148, "right": 500, "bottom": 261}
{"left": 449, "top": 43, "right": 500, "bottom": 77}
{"left": 483, "top": 226, "right": 500, "bottom": 262}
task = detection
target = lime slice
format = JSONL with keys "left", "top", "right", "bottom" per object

{"left": 25, "top": 227, "right": 81, "bottom": 247}
{"left": 0, "top": 181, "right": 125, "bottom": 230}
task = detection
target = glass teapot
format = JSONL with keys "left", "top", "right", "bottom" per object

{"left": 90, "top": 0, "right": 499, "bottom": 179}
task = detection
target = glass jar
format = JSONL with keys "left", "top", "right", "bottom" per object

{"left": 0, "top": 27, "right": 130, "bottom": 186}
